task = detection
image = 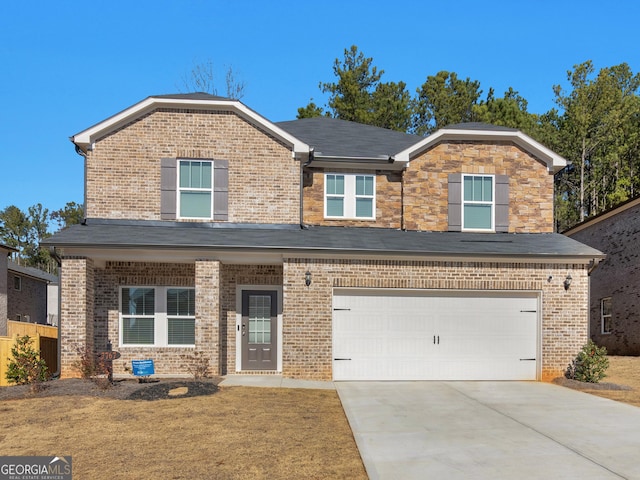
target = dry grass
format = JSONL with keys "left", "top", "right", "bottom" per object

{"left": 0, "top": 386, "right": 367, "bottom": 479}
{"left": 578, "top": 355, "right": 640, "bottom": 407}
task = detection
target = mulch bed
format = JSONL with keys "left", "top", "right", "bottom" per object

{"left": 552, "top": 376, "right": 632, "bottom": 391}
{"left": 0, "top": 377, "right": 220, "bottom": 401}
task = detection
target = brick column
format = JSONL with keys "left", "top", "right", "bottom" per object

{"left": 195, "top": 259, "right": 221, "bottom": 375}
{"left": 60, "top": 257, "right": 94, "bottom": 378}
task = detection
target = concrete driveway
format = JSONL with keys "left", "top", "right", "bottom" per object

{"left": 336, "top": 381, "right": 640, "bottom": 479}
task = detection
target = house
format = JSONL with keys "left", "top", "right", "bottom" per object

{"left": 43, "top": 93, "right": 603, "bottom": 382}
{"left": 564, "top": 196, "right": 640, "bottom": 355}
{"left": 0, "top": 244, "right": 18, "bottom": 336}
{"left": 7, "top": 261, "right": 59, "bottom": 326}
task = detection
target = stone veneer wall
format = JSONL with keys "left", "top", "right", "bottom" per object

{"left": 60, "top": 257, "right": 94, "bottom": 378}
{"left": 303, "top": 169, "right": 402, "bottom": 228}
{"left": 403, "top": 141, "right": 555, "bottom": 233}
{"left": 85, "top": 108, "right": 300, "bottom": 223}
{"left": 283, "top": 258, "right": 589, "bottom": 381}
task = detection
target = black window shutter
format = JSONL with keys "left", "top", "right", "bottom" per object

{"left": 448, "top": 173, "right": 462, "bottom": 232}
{"left": 213, "top": 160, "right": 229, "bottom": 221}
{"left": 495, "top": 175, "right": 509, "bottom": 232}
{"left": 160, "top": 158, "right": 177, "bottom": 220}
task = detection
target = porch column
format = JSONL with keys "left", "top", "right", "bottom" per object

{"left": 60, "top": 257, "right": 94, "bottom": 378}
{"left": 195, "top": 259, "right": 221, "bottom": 375}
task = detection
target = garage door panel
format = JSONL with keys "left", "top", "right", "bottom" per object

{"left": 333, "top": 291, "right": 538, "bottom": 381}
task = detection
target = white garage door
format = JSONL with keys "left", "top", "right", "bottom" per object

{"left": 332, "top": 289, "right": 539, "bottom": 381}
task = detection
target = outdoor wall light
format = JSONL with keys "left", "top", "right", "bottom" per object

{"left": 564, "top": 274, "right": 572, "bottom": 291}
{"left": 305, "top": 271, "right": 312, "bottom": 287}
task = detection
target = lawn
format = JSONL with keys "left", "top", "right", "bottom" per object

{"left": 575, "top": 355, "right": 640, "bottom": 407}
{"left": 0, "top": 384, "right": 367, "bottom": 479}
{"left": 1, "top": 356, "right": 639, "bottom": 479}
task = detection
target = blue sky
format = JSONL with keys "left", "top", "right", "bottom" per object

{"left": 1, "top": 0, "right": 639, "bottom": 218}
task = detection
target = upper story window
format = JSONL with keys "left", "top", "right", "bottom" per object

{"left": 462, "top": 175, "right": 494, "bottom": 231}
{"left": 325, "top": 173, "right": 375, "bottom": 219}
{"left": 601, "top": 297, "right": 612, "bottom": 334}
{"left": 178, "top": 160, "right": 213, "bottom": 219}
{"left": 13, "top": 276, "right": 21, "bottom": 291}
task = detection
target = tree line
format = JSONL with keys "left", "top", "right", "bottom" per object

{"left": 0, "top": 202, "right": 83, "bottom": 273}
{"left": 297, "top": 46, "right": 640, "bottom": 232}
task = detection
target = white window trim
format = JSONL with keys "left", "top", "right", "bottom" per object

{"left": 601, "top": 297, "right": 612, "bottom": 335}
{"left": 461, "top": 174, "right": 495, "bottom": 232}
{"left": 119, "top": 286, "right": 196, "bottom": 348}
{"left": 324, "top": 173, "right": 376, "bottom": 220}
{"left": 176, "top": 159, "right": 214, "bottom": 220}
{"left": 13, "top": 276, "right": 21, "bottom": 291}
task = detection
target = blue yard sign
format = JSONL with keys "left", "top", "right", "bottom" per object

{"left": 131, "top": 359, "right": 155, "bottom": 376}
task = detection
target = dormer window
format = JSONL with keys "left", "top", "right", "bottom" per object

{"left": 325, "top": 173, "right": 375, "bottom": 220}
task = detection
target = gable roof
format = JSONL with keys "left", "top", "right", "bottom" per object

{"left": 563, "top": 195, "right": 640, "bottom": 236}
{"left": 71, "top": 93, "right": 310, "bottom": 157}
{"left": 8, "top": 261, "right": 58, "bottom": 284}
{"left": 394, "top": 122, "right": 567, "bottom": 173}
{"left": 276, "top": 117, "right": 422, "bottom": 161}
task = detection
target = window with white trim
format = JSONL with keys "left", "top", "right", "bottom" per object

{"left": 462, "top": 174, "right": 494, "bottom": 231}
{"left": 325, "top": 173, "right": 375, "bottom": 219}
{"left": 178, "top": 160, "right": 213, "bottom": 219}
{"left": 120, "top": 287, "right": 195, "bottom": 347}
{"left": 601, "top": 297, "right": 612, "bottom": 334}
{"left": 13, "top": 276, "right": 21, "bottom": 291}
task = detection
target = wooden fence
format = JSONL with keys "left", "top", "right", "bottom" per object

{"left": 0, "top": 321, "right": 58, "bottom": 386}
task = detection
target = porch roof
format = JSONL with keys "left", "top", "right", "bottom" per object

{"left": 43, "top": 219, "right": 604, "bottom": 262}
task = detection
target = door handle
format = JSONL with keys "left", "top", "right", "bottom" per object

{"left": 242, "top": 323, "right": 246, "bottom": 337}
{"left": 433, "top": 335, "right": 440, "bottom": 345}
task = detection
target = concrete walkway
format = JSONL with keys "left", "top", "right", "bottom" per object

{"left": 336, "top": 381, "right": 640, "bottom": 480}
{"left": 219, "top": 374, "right": 335, "bottom": 390}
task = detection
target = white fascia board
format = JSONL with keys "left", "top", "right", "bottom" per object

{"left": 71, "top": 97, "right": 309, "bottom": 157}
{"left": 395, "top": 128, "right": 567, "bottom": 173}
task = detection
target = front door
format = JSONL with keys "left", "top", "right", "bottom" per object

{"left": 241, "top": 290, "right": 277, "bottom": 370}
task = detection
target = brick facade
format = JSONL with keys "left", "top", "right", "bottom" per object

{"left": 403, "top": 141, "right": 554, "bottom": 232}
{"left": 283, "top": 258, "right": 588, "bottom": 381}
{"left": 567, "top": 201, "right": 640, "bottom": 354}
{"left": 85, "top": 108, "right": 300, "bottom": 224}
{"left": 54, "top": 97, "right": 592, "bottom": 382}
{"left": 7, "top": 273, "right": 48, "bottom": 324}
{"left": 60, "top": 257, "right": 94, "bottom": 378}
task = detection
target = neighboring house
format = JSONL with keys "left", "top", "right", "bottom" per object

{"left": 0, "top": 245, "right": 18, "bottom": 336}
{"left": 7, "top": 261, "right": 59, "bottom": 326}
{"left": 43, "top": 93, "right": 603, "bottom": 382}
{"left": 564, "top": 196, "right": 640, "bottom": 355}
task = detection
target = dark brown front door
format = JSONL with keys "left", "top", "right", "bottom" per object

{"left": 241, "top": 290, "right": 277, "bottom": 370}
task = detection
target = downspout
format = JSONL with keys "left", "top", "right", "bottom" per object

{"left": 73, "top": 142, "right": 88, "bottom": 224}
{"left": 49, "top": 246, "right": 62, "bottom": 379}
{"left": 300, "top": 148, "right": 314, "bottom": 229}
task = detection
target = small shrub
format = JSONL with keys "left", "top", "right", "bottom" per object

{"left": 6, "top": 335, "right": 49, "bottom": 392}
{"left": 566, "top": 340, "right": 609, "bottom": 383}
{"left": 72, "top": 346, "right": 112, "bottom": 389}
{"left": 182, "top": 351, "right": 210, "bottom": 380}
